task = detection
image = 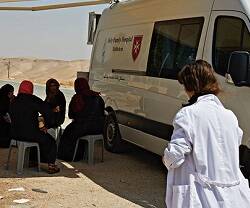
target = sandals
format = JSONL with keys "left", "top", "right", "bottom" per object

{"left": 48, "top": 164, "right": 60, "bottom": 174}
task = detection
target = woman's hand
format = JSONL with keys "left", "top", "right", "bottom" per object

{"left": 162, "top": 156, "right": 165, "bottom": 164}
{"left": 53, "top": 106, "right": 60, "bottom": 112}
{"left": 40, "top": 126, "right": 48, "bottom": 133}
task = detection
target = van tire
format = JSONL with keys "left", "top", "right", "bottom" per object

{"left": 103, "top": 111, "right": 124, "bottom": 153}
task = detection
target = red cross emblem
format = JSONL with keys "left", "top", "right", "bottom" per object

{"left": 132, "top": 35, "right": 143, "bottom": 62}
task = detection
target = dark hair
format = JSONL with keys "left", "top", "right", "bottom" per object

{"left": 178, "top": 60, "right": 220, "bottom": 95}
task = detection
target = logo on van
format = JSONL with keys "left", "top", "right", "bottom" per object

{"left": 132, "top": 35, "right": 143, "bottom": 61}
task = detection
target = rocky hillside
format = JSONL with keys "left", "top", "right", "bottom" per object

{"left": 0, "top": 58, "right": 89, "bottom": 87}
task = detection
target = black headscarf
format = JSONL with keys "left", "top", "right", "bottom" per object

{"left": 0, "top": 84, "right": 14, "bottom": 97}
{"left": 0, "top": 84, "right": 14, "bottom": 116}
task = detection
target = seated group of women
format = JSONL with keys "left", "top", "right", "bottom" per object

{"left": 0, "top": 78, "right": 105, "bottom": 174}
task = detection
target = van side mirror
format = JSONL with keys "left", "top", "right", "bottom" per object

{"left": 227, "top": 51, "right": 250, "bottom": 86}
{"left": 87, "top": 12, "right": 101, "bottom": 45}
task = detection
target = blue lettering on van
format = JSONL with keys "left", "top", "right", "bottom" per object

{"left": 108, "top": 36, "right": 133, "bottom": 44}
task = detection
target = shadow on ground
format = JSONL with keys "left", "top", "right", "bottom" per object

{"left": 70, "top": 144, "right": 167, "bottom": 208}
{"left": 0, "top": 148, "right": 79, "bottom": 179}
{"left": 0, "top": 143, "right": 167, "bottom": 208}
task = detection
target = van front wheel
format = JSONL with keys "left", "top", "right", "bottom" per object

{"left": 104, "top": 112, "right": 124, "bottom": 153}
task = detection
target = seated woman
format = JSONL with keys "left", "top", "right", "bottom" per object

{"left": 45, "top": 78, "right": 66, "bottom": 127}
{"left": 45, "top": 78, "right": 66, "bottom": 139}
{"left": 57, "top": 78, "right": 105, "bottom": 161}
{"left": 0, "top": 84, "right": 14, "bottom": 148}
{"left": 10, "top": 80, "right": 60, "bottom": 174}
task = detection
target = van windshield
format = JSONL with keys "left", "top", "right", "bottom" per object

{"left": 213, "top": 16, "right": 250, "bottom": 76}
{"left": 147, "top": 17, "right": 204, "bottom": 80}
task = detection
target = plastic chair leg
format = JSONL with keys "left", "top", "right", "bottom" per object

{"left": 101, "top": 139, "right": 104, "bottom": 163}
{"left": 83, "top": 143, "right": 88, "bottom": 160}
{"left": 72, "top": 139, "right": 80, "bottom": 162}
{"left": 88, "top": 140, "right": 94, "bottom": 165}
{"left": 24, "top": 148, "right": 30, "bottom": 168}
{"left": 6, "top": 146, "right": 13, "bottom": 170}
{"left": 17, "top": 144, "right": 25, "bottom": 174}
{"left": 56, "top": 126, "right": 62, "bottom": 148}
{"left": 36, "top": 146, "right": 41, "bottom": 172}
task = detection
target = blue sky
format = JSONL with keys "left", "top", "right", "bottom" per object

{"left": 0, "top": 1, "right": 107, "bottom": 60}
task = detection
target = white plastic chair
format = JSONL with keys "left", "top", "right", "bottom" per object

{"left": 6, "top": 139, "right": 41, "bottom": 174}
{"left": 72, "top": 134, "right": 104, "bottom": 165}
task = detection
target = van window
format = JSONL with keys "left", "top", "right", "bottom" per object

{"left": 147, "top": 17, "right": 204, "bottom": 79}
{"left": 213, "top": 16, "right": 250, "bottom": 75}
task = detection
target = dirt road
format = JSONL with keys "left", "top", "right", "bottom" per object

{"left": 0, "top": 144, "right": 166, "bottom": 208}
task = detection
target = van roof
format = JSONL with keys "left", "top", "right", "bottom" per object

{"left": 98, "top": 0, "right": 249, "bottom": 30}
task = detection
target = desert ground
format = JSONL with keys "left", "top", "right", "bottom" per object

{"left": 0, "top": 143, "right": 166, "bottom": 208}
{"left": 0, "top": 58, "right": 90, "bottom": 87}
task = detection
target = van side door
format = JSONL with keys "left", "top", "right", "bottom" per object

{"left": 203, "top": 11, "right": 250, "bottom": 148}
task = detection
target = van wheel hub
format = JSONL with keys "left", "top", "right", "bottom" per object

{"left": 103, "top": 111, "right": 124, "bottom": 153}
{"left": 107, "top": 123, "right": 116, "bottom": 143}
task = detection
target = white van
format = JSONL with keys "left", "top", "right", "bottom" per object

{"left": 89, "top": 0, "right": 250, "bottom": 157}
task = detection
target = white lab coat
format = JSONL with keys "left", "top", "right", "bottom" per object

{"left": 163, "top": 94, "right": 250, "bottom": 208}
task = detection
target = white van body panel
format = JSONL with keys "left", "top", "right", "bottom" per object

{"left": 98, "top": 0, "right": 212, "bottom": 27}
{"left": 239, "top": 0, "right": 250, "bottom": 19}
{"left": 89, "top": 0, "right": 250, "bottom": 154}
{"left": 92, "top": 24, "right": 153, "bottom": 72}
{"left": 119, "top": 124, "right": 167, "bottom": 156}
{"left": 203, "top": 9, "right": 250, "bottom": 147}
{"left": 214, "top": 0, "right": 250, "bottom": 17}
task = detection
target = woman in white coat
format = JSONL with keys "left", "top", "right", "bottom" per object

{"left": 163, "top": 60, "right": 250, "bottom": 208}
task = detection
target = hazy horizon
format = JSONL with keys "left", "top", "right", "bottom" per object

{"left": 0, "top": 56, "right": 89, "bottom": 61}
{"left": 0, "top": 0, "right": 107, "bottom": 61}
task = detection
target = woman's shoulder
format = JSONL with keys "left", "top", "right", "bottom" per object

{"left": 94, "top": 94, "right": 104, "bottom": 100}
{"left": 13, "top": 94, "right": 43, "bottom": 108}
{"left": 30, "top": 94, "right": 43, "bottom": 102}
{"left": 93, "top": 95, "right": 104, "bottom": 104}
{"left": 55, "top": 91, "right": 66, "bottom": 103}
{"left": 17, "top": 93, "right": 39, "bottom": 100}
{"left": 174, "top": 107, "right": 191, "bottom": 123}
{"left": 174, "top": 104, "right": 199, "bottom": 126}
{"left": 177, "top": 105, "right": 195, "bottom": 116}
{"left": 70, "top": 94, "right": 78, "bottom": 100}
{"left": 223, "top": 107, "right": 239, "bottom": 124}
{"left": 58, "top": 90, "right": 66, "bottom": 98}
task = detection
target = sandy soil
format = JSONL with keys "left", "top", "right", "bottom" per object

{"left": 0, "top": 58, "right": 89, "bottom": 88}
{"left": 0, "top": 144, "right": 166, "bottom": 208}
